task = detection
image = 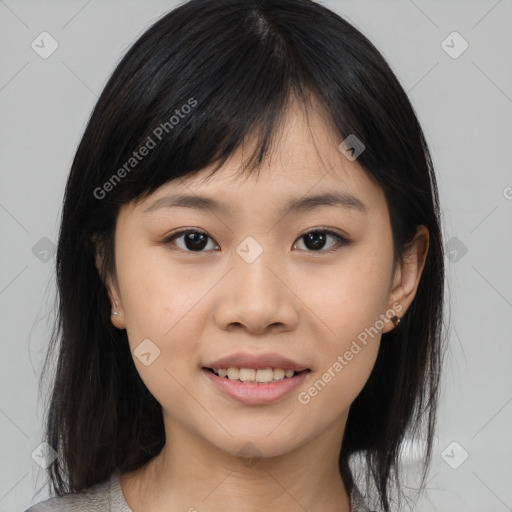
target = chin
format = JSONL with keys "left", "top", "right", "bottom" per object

{"left": 201, "top": 426, "right": 308, "bottom": 462}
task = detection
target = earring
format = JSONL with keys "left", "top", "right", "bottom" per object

{"left": 391, "top": 315, "right": 401, "bottom": 326}
{"left": 112, "top": 311, "right": 119, "bottom": 316}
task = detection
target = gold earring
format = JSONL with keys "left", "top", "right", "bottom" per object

{"left": 391, "top": 315, "right": 401, "bottom": 326}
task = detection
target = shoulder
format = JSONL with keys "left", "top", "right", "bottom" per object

{"left": 24, "top": 475, "right": 113, "bottom": 512}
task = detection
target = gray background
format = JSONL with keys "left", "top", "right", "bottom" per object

{"left": 1, "top": 0, "right": 511, "bottom": 510}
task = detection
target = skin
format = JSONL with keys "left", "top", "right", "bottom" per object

{"left": 96, "top": 97, "right": 429, "bottom": 512}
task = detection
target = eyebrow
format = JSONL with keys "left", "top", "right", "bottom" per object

{"left": 143, "top": 190, "right": 367, "bottom": 216}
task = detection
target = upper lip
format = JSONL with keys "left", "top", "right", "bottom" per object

{"left": 204, "top": 352, "right": 310, "bottom": 371}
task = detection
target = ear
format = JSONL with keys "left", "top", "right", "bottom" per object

{"left": 92, "top": 234, "right": 126, "bottom": 330}
{"left": 382, "top": 225, "right": 429, "bottom": 333}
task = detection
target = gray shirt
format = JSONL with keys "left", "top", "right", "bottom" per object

{"left": 25, "top": 471, "right": 375, "bottom": 511}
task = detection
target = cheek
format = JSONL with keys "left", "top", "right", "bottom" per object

{"left": 295, "top": 247, "right": 392, "bottom": 408}
{"left": 115, "top": 242, "right": 213, "bottom": 361}
{"left": 301, "top": 247, "right": 393, "bottom": 343}
{"left": 115, "top": 246, "right": 214, "bottom": 417}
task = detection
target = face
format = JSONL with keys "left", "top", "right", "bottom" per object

{"left": 101, "top": 99, "right": 427, "bottom": 461}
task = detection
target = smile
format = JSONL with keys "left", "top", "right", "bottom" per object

{"left": 202, "top": 367, "right": 311, "bottom": 405}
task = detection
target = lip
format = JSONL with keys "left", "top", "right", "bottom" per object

{"left": 204, "top": 352, "right": 310, "bottom": 372}
{"left": 202, "top": 367, "right": 310, "bottom": 405}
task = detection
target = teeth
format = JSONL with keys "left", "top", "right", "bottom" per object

{"left": 273, "top": 369, "right": 285, "bottom": 380}
{"left": 254, "top": 368, "right": 273, "bottom": 383}
{"left": 239, "top": 368, "right": 256, "bottom": 382}
{"left": 226, "top": 368, "right": 239, "bottom": 380}
{"left": 212, "top": 367, "right": 300, "bottom": 382}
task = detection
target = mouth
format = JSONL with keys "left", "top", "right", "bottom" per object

{"left": 201, "top": 366, "right": 312, "bottom": 405}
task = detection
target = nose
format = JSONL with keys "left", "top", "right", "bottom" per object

{"left": 213, "top": 244, "right": 300, "bottom": 335}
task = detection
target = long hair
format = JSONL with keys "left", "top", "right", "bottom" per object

{"left": 38, "top": 1, "right": 445, "bottom": 510}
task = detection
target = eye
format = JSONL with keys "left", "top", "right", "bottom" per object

{"left": 161, "top": 228, "right": 349, "bottom": 253}
{"left": 293, "top": 229, "right": 349, "bottom": 253}
{"left": 163, "top": 228, "right": 219, "bottom": 252}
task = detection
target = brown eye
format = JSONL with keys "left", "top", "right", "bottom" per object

{"left": 164, "top": 229, "right": 219, "bottom": 252}
{"left": 294, "top": 230, "right": 349, "bottom": 253}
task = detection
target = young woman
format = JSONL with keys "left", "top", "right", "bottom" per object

{"left": 26, "top": 0, "right": 444, "bottom": 511}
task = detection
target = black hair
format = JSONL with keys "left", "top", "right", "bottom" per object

{"left": 38, "top": 1, "right": 445, "bottom": 510}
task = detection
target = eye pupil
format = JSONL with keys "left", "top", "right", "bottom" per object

{"left": 185, "top": 232, "right": 208, "bottom": 251}
{"left": 304, "top": 232, "right": 327, "bottom": 251}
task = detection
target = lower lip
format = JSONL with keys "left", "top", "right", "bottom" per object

{"left": 202, "top": 368, "right": 310, "bottom": 405}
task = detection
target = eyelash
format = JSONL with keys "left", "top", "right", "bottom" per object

{"left": 161, "top": 228, "right": 350, "bottom": 254}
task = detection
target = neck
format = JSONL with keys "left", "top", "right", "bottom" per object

{"left": 121, "top": 415, "right": 351, "bottom": 512}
